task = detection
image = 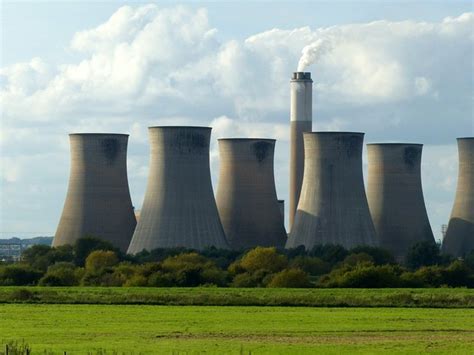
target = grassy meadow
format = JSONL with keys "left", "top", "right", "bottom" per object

{"left": 1, "top": 287, "right": 473, "bottom": 353}
{"left": 1, "top": 304, "right": 474, "bottom": 354}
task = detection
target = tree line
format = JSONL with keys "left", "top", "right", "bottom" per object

{"left": 0, "top": 237, "right": 473, "bottom": 288}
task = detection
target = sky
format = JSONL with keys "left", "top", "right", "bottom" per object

{"left": 0, "top": 1, "right": 473, "bottom": 241}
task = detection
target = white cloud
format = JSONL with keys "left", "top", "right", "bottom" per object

{"left": 0, "top": 5, "right": 472, "bottom": 238}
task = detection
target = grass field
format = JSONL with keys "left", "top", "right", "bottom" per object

{"left": 1, "top": 287, "right": 473, "bottom": 308}
{"left": 1, "top": 304, "right": 474, "bottom": 354}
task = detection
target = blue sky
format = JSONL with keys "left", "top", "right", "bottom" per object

{"left": 1, "top": 1, "right": 473, "bottom": 240}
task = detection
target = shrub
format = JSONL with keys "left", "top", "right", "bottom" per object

{"left": 85, "top": 250, "right": 119, "bottom": 271}
{"left": 231, "top": 272, "right": 261, "bottom": 287}
{"left": 406, "top": 241, "right": 442, "bottom": 269}
{"left": 38, "top": 262, "right": 79, "bottom": 286}
{"left": 0, "top": 265, "right": 43, "bottom": 286}
{"left": 308, "top": 244, "right": 348, "bottom": 265}
{"left": 350, "top": 246, "right": 395, "bottom": 265}
{"left": 74, "top": 237, "right": 117, "bottom": 266}
{"left": 267, "top": 268, "right": 312, "bottom": 288}
{"left": 442, "top": 260, "right": 474, "bottom": 287}
{"left": 319, "top": 264, "right": 402, "bottom": 288}
{"left": 21, "top": 244, "right": 74, "bottom": 271}
{"left": 238, "top": 247, "right": 288, "bottom": 273}
{"left": 289, "top": 256, "right": 331, "bottom": 276}
{"left": 341, "top": 252, "right": 374, "bottom": 267}
{"left": 411, "top": 265, "right": 445, "bottom": 287}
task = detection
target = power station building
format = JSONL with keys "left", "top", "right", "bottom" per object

{"left": 53, "top": 133, "right": 136, "bottom": 252}
{"left": 216, "top": 139, "right": 287, "bottom": 249}
{"left": 442, "top": 137, "right": 474, "bottom": 257}
{"left": 127, "top": 126, "right": 228, "bottom": 253}
{"left": 289, "top": 72, "right": 313, "bottom": 230}
{"left": 286, "top": 132, "right": 377, "bottom": 249}
{"left": 366, "top": 144, "right": 435, "bottom": 260}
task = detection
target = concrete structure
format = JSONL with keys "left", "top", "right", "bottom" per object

{"left": 289, "top": 72, "right": 313, "bottom": 230}
{"left": 367, "top": 144, "right": 435, "bottom": 260}
{"left": 442, "top": 137, "right": 474, "bottom": 257}
{"left": 54, "top": 134, "right": 136, "bottom": 251}
{"left": 216, "top": 139, "right": 287, "bottom": 249}
{"left": 286, "top": 132, "right": 377, "bottom": 249}
{"left": 278, "top": 200, "right": 285, "bottom": 221}
{"left": 127, "top": 127, "right": 228, "bottom": 253}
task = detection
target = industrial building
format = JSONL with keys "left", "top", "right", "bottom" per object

{"left": 366, "top": 144, "right": 435, "bottom": 260}
{"left": 286, "top": 132, "right": 378, "bottom": 249}
{"left": 216, "top": 139, "right": 287, "bottom": 249}
{"left": 442, "top": 137, "right": 474, "bottom": 257}
{"left": 127, "top": 126, "right": 228, "bottom": 253}
{"left": 289, "top": 72, "right": 313, "bottom": 231}
{"left": 53, "top": 134, "right": 136, "bottom": 252}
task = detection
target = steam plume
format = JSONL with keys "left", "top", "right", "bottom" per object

{"left": 297, "top": 38, "right": 332, "bottom": 72}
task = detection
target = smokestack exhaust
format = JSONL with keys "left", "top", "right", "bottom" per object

{"left": 289, "top": 71, "right": 313, "bottom": 231}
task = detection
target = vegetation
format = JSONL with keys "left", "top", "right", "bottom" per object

{"left": 1, "top": 237, "right": 473, "bottom": 288}
{"left": 1, "top": 304, "right": 473, "bottom": 353}
{"left": 0, "top": 287, "right": 473, "bottom": 308}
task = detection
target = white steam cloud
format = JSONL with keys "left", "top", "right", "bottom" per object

{"left": 297, "top": 38, "right": 333, "bottom": 71}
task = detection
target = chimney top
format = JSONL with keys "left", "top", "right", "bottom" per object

{"left": 292, "top": 72, "right": 312, "bottom": 81}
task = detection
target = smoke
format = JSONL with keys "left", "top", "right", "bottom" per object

{"left": 297, "top": 38, "right": 333, "bottom": 72}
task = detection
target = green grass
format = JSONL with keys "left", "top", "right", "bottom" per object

{"left": 1, "top": 304, "right": 473, "bottom": 354}
{"left": 0, "top": 287, "right": 473, "bottom": 308}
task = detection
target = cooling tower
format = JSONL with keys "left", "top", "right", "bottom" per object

{"left": 53, "top": 134, "right": 136, "bottom": 251}
{"left": 216, "top": 139, "right": 287, "bottom": 249}
{"left": 278, "top": 200, "right": 285, "bottom": 221}
{"left": 442, "top": 137, "right": 474, "bottom": 257}
{"left": 286, "top": 132, "right": 377, "bottom": 249}
{"left": 367, "top": 144, "right": 435, "bottom": 260}
{"left": 289, "top": 72, "right": 313, "bottom": 230}
{"left": 127, "top": 126, "right": 228, "bottom": 253}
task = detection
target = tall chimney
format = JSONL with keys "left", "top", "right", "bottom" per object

{"left": 289, "top": 72, "right": 313, "bottom": 231}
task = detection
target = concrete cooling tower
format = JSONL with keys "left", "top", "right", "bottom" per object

{"left": 289, "top": 72, "right": 313, "bottom": 230}
{"left": 127, "top": 127, "right": 228, "bottom": 253}
{"left": 286, "top": 132, "right": 377, "bottom": 249}
{"left": 442, "top": 137, "right": 474, "bottom": 257}
{"left": 367, "top": 144, "right": 435, "bottom": 260}
{"left": 53, "top": 134, "right": 136, "bottom": 252}
{"left": 216, "top": 139, "right": 287, "bottom": 249}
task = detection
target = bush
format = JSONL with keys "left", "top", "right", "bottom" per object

{"left": 289, "top": 256, "right": 331, "bottom": 276}
{"left": 267, "top": 268, "right": 312, "bottom": 288}
{"left": 0, "top": 265, "right": 43, "bottom": 286}
{"left": 74, "top": 237, "right": 117, "bottom": 266}
{"left": 350, "top": 246, "right": 395, "bottom": 265}
{"left": 319, "top": 264, "right": 402, "bottom": 288}
{"left": 38, "top": 262, "right": 80, "bottom": 286}
{"left": 309, "top": 244, "right": 349, "bottom": 265}
{"left": 406, "top": 241, "right": 442, "bottom": 269}
{"left": 341, "top": 252, "right": 374, "bottom": 267}
{"left": 237, "top": 247, "right": 288, "bottom": 273}
{"left": 443, "top": 260, "right": 474, "bottom": 287}
{"left": 85, "top": 250, "right": 119, "bottom": 271}
{"left": 21, "top": 244, "right": 74, "bottom": 271}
